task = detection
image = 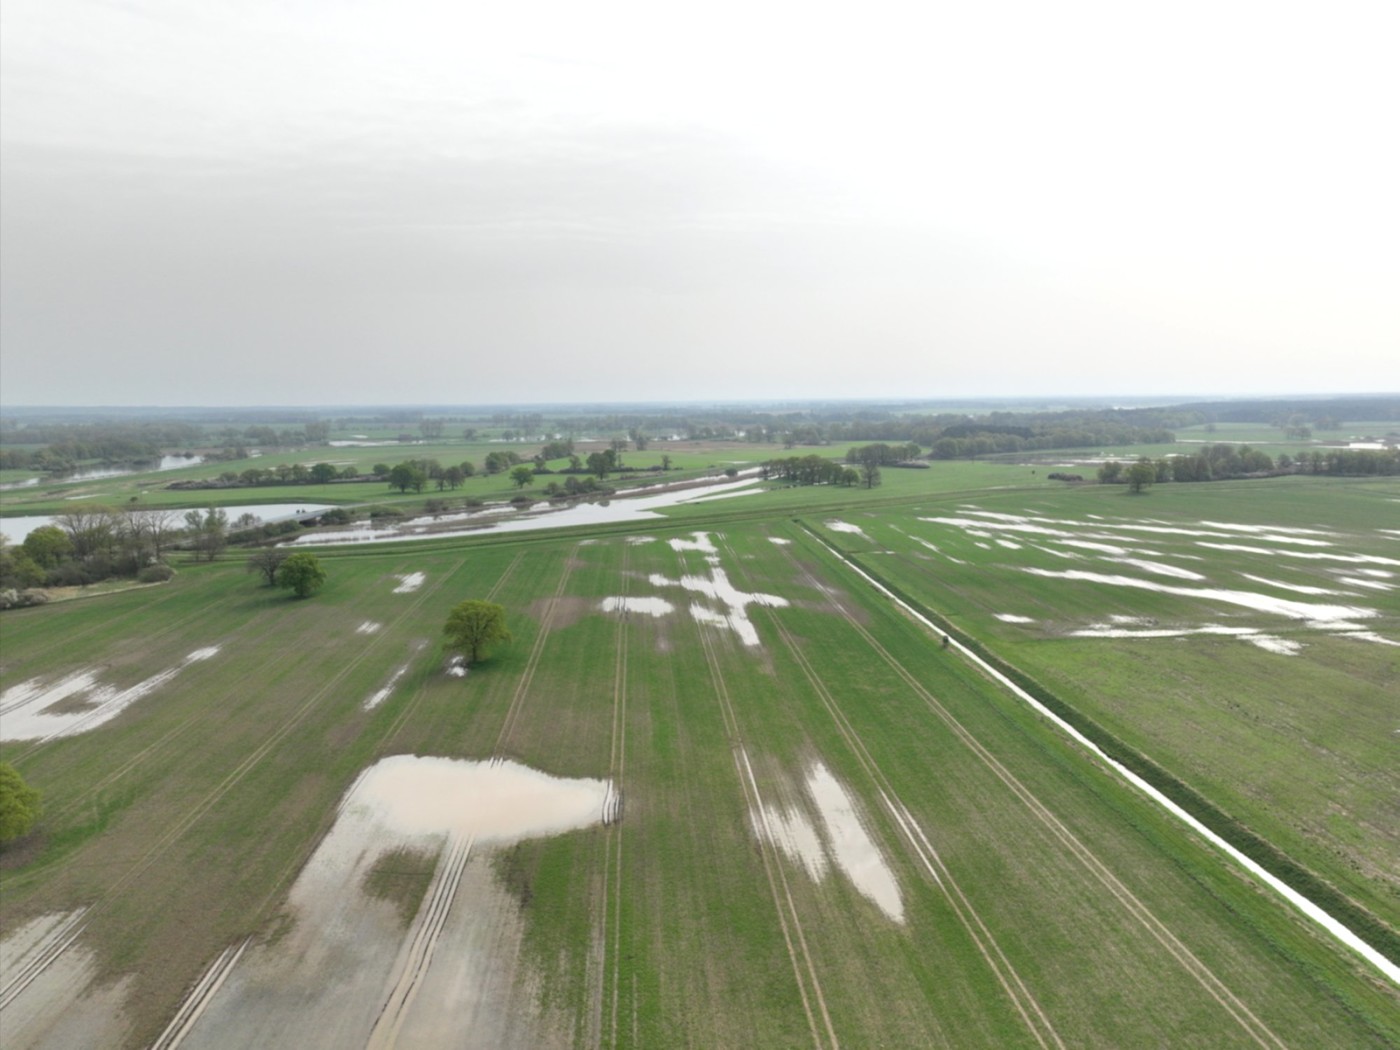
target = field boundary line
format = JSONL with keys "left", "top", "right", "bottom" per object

{"left": 855, "top": 611, "right": 1285, "bottom": 1048}
{"left": 602, "top": 544, "right": 630, "bottom": 1049}
{"left": 787, "top": 527, "right": 1292, "bottom": 1047}
{"left": 802, "top": 523, "right": 1400, "bottom": 986}
{"left": 726, "top": 534, "right": 1060, "bottom": 1050}
{"left": 692, "top": 598, "right": 837, "bottom": 1050}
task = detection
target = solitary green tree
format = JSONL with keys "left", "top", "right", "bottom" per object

{"left": 443, "top": 599, "right": 511, "bottom": 666}
{"left": 1126, "top": 458, "right": 1156, "bottom": 494}
{"left": 510, "top": 465, "right": 535, "bottom": 489}
{"left": 276, "top": 552, "right": 327, "bottom": 598}
{"left": 0, "top": 763, "right": 41, "bottom": 845}
{"left": 388, "top": 463, "right": 426, "bottom": 493}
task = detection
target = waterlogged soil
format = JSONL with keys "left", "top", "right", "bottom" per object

{"left": 173, "top": 755, "right": 612, "bottom": 1050}
{"left": 0, "top": 911, "right": 132, "bottom": 1050}
{"left": 363, "top": 847, "right": 440, "bottom": 929}
{"left": 915, "top": 506, "right": 1399, "bottom": 654}
{"left": 647, "top": 532, "right": 789, "bottom": 648}
{"left": 750, "top": 758, "right": 903, "bottom": 923}
{"left": 287, "top": 475, "right": 764, "bottom": 546}
{"left": 0, "top": 648, "right": 220, "bottom": 742}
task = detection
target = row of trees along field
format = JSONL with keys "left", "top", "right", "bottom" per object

{"left": 182, "top": 444, "right": 558, "bottom": 495}
{"left": 0, "top": 423, "right": 200, "bottom": 473}
{"left": 190, "top": 439, "right": 674, "bottom": 496}
{"left": 1097, "top": 444, "right": 1400, "bottom": 491}
{"left": 763, "top": 443, "right": 912, "bottom": 488}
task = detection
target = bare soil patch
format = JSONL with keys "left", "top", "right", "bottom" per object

{"left": 526, "top": 595, "right": 593, "bottom": 630}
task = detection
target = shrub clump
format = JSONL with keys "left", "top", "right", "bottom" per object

{"left": 0, "top": 762, "right": 42, "bottom": 844}
{"left": 0, "top": 588, "right": 49, "bottom": 610}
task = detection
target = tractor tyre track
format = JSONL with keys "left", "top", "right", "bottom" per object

{"left": 365, "top": 833, "right": 475, "bottom": 1050}
{"left": 722, "top": 533, "right": 1061, "bottom": 1049}
{"left": 781, "top": 529, "right": 1288, "bottom": 1050}
{"left": 377, "top": 552, "right": 523, "bottom": 755}
{"left": 600, "top": 544, "right": 630, "bottom": 1049}
{"left": 492, "top": 547, "right": 576, "bottom": 758}
{"left": 692, "top": 604, "right": 838, "bottom": 1050}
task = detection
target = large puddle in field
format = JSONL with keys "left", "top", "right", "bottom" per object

{"left": 750, "top": 759, "right": 903, "bottom": 922}
{"left": 166, "top": 755, "right": 615, "bottom": 1050}
{"left": 0, "top": 648, "right": 220, "bottom": 742}
{"left": 286, "top": 476, "right": 764, "bottom": 546}
{"left": 652, "top": 532, "right": 789, "bottom": 647}
{"left": 348, "top": 756, "right": 611, "bottom": 840}
{"left": 1021, "top": 568, "right": 1375, "bottom": 624}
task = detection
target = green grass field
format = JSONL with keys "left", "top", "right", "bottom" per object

{"left": 2, "top": 467, "right": 1397, "bottom": 1048}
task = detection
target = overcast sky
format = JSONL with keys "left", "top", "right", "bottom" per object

{"left": 2, "top": 0, "right": 1396, "bottom": 407}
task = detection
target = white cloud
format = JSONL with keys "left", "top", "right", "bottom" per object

{"left": 2, "top": 0, "right": 1396, "bottom": 404}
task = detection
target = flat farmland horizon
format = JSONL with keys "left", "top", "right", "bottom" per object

{"left": 2, "top": 466, "right": 1397, "bottom": 1048}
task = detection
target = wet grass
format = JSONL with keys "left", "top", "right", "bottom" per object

{"left": 812, "top": 475, "right": 1400, "bottom": 937}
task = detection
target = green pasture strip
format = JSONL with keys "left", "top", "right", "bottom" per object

{"left": 756, "top": 524, "right": 1399, "bottom": 1045}
{"left": 412, "top": 536, "right": 823, "bottom": 1047}
{"left": 0, "top": 445, "right": 1027, "bottom": 518}
{"left": 829, "top": 477, "right": 1400, "bottom": 935}
{"left": 2, "top": 473, "right": 1396, "bottom": 1047}
{"left": 796, "top": 493, "right": 1400, "bottom": 971}
{"left": 609, "top": 555, "right": 820, "bottom": 1048}
{"left": 1175, "top": 421, "right": 1398, "bottom": 444}
{"left": 444, "top": 524, "right": 1399, "bottom": 1045}
{"left": 701, "top": 530, "right": 1043, "bottom": 1046}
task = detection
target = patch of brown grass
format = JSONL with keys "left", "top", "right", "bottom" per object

{"left": 362, "top": 846, "right": 440, "bottom": 929}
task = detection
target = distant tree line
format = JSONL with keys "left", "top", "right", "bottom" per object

{"left": 1095, "top": 444, "right": 1400, "bottom": 490}
{"left": 762, "top": 455, "right": 859, "bottom": 487}
{"left": 1188, "top": 397, "right": 1398, "bottom": 426}
{"left": 535, "top": 404, "right": 1194, "bottom": 450}
{"left": 843, "top": 442, "right": 922, "bottom": 466}
{"left": 178, "top": 462, "right": 367, "bottom": 490}
{"left": 0, "top": 419, "right": 338, "bottom": 476}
